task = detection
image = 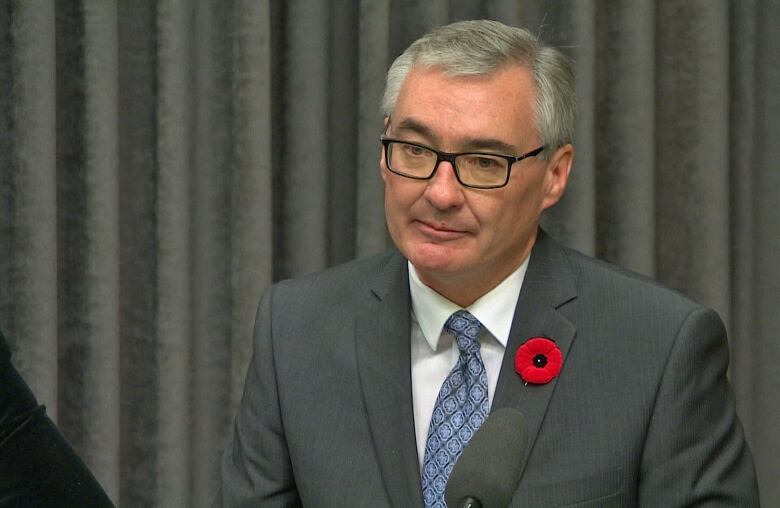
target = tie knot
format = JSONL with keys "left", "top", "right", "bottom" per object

{"left": 444, "top": 310, "right": 482, "bottom": 354}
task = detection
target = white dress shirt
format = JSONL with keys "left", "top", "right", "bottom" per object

{"left": 409, "top": 258, "right": 529, "bottom": 466}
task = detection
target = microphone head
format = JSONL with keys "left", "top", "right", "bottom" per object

{"left": 444, "top": 407, "right": 528, "bottom": 508}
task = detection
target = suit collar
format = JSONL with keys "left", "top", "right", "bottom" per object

{"left": 492, "top": 229, "right": 578, "bottom": 481}
{"left": 356, "top": 250, "right": 425, "bottom": 506}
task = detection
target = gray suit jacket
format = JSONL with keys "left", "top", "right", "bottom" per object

{"left": 218, "top": 230, "right": 759, "bottom": 507}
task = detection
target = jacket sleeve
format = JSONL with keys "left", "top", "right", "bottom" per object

{"left": 0, "top": 331, "right": 114, "bottom": 507}
{"left": 638, "top": 307, "right": 760, "bottom": 505}
{"left": 216, "top": 286, "right": 301, "bottom": 507}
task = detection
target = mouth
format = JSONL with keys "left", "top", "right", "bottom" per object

{"left": 415, "top": 220, "right": 469, "bottom": 241}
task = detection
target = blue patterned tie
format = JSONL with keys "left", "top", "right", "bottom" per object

{"left": 421, "top": 310, "right": 489, "bottom": 508}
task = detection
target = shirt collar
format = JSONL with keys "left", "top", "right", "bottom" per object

{"left": 408, "top": 257, "right": 529, "bottom": 352}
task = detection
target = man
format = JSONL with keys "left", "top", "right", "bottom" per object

{"left": 218, "top": 20, "right": 758, "bottom": 506}
{"left": 0, "top": 329, "right": 114, "bottom": 507}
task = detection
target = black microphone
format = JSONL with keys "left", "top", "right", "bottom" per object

{"left": 444, "top": 407, "right": 528, "bottom": 508}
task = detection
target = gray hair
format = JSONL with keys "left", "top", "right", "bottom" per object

{"left": 381, "top": 20, "right": 575, "bottom": 156}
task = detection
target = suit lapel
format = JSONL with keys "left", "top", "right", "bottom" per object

{"left": 492, "top": 230, "right": 578, "bottom": 481}
{"left": 355, "top": 251, "right": 425, "bottom": 506}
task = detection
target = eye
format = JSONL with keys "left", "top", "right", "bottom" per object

{"left": 404, "top": 144, "right": 428, "bottom": 157}
{"left": 462, "top": 155, "right": 503, "bottom": 171}
{"left": 476, "top": 157, "right": 500, "bottom": 168}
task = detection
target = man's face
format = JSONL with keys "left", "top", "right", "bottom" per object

{"left": 381, "top": 64, "right": 573, "bottom": 305}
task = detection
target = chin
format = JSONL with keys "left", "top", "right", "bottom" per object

{"left": 406, "top": 242, "right": 464, "bottom": 274}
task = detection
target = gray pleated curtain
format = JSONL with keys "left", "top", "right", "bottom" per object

{"left": 1, "top": 1, "right": 777, "bottom": 506}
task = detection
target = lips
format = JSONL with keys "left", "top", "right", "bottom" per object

{"left": 415, "top": 220, "right": 469, "bottom": 241}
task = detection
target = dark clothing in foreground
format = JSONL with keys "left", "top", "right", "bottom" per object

{"left": 0, "top": 330, "right": 113, "bottom": 507}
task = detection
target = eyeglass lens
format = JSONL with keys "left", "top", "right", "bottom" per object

{"left": 387, "top": 141, "right": 508, "bottom": 187}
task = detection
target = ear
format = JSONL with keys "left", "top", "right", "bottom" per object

{"left": 380, "top": 117, "right": 391, "bottom": 182}
{"left": 541, "top": 144, "right": 574, "bottom": 210}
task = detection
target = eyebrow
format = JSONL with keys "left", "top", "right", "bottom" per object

{"left": 391, "top": 116, "right": 520, "bottom": 155}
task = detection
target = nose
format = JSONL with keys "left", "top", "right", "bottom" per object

{"left": 423, "top": 160, "right": 465, "bottom": 210}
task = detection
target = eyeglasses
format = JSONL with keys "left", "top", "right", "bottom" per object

{"left": 380, "top": 137, "right": 544, "bottom": 189}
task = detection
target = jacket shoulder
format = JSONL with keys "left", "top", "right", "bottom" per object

{"left": 560, "top": 246, "right": 704, "bottom": 315}
{"left": 267, "top": 249, "right": 403, "bottom": 309}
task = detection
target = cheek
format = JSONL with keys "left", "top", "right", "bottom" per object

{"left": 383, "top": 177, "right": 400, "bottom": 211}
{"left": 383, "top": 178, "right": 413, "bottom": 235}
{"left": 385, "top": 175, "right": 423, "bottom": 210}
{"left": 477, "top": 187, "right": 539, "bottom": 241}
{"left": 465, "top": 192, "right": 503, "bottom": 229}
{"left": 508, "top": 171, "right": 547, "bottom": 211}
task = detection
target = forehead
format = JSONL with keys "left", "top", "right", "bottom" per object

{"left": 391, "top": 63, "right": 537, "bottom": 148}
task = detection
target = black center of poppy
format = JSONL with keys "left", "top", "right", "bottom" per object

{"left": 533, "top": 354, "right": 548, "bottom": 368}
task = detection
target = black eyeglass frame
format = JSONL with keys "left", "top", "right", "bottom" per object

{"left": 380, "top": 137, "right": 545, "bottom": 189}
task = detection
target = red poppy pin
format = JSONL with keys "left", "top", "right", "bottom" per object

{"left": 515, "top": 337, "right": 563, "bottom": 384}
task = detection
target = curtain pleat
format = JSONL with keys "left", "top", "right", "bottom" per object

{"left": 229, "top": 0, "right": 273, "bottom": 421}
{"left": 656, "top": 1, "right": 732, "bottom": 321}
{"left": 0, "top": 4, "right": 11, "bottom": 373}
{"left": 327, "top": 2, "right": 359, "bottom": 265}
{"left": 389, "top": 0, "right": 449, "bottom": 58}
{"left": 355, "top": 0, "right": 390, "bottom": 256}
{"left": 282, "top": 0, "right": 330, "bottom": 277}
{"left": 116, "top": 1, "right": 160, "bottom": 505}
{"left": 191, "top": 1, "right": 233, "bottom": 504}
{"left": 56, "top": 0, "right": 121, "bottom": 498}
{"left": 1, "top": 1, "right": 778, "bottom": 506}
{"left": 4, "top": 0, "right": 58, "bottom": 414}
{"left": 154, "top": 1, "right": 194, "bottom": 505}
{"left": 483, "top": 0, "right": 521, "bottom": 23}
{"left": 592, "top": 1, "right": 655, "bottom": 274}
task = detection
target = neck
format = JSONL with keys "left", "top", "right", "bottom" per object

{"left": 416, "top": 251, "right": 532, "bottom": 308}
